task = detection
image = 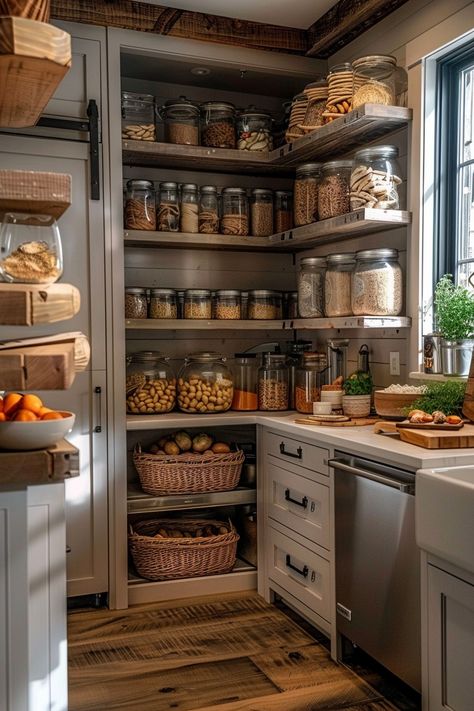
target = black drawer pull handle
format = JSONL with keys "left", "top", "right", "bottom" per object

{"left": 285, "top": 489, "right": 308, "bottom": 508}
{"left": 285, "top": 554, "right": 308, "bottom": 578}
{"left": 280, "top": 442, "right": 303, "bottom": 459}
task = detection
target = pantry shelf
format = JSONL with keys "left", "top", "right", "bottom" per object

{"left": 124, "top": 230, "right": 271, "bottom": 251}
{"left": 125, "top": 319, "right": 290, "bottom": 331}
{"left": 0, "top": 440, "right": 79, "bottom": 486}
{"left": 126, "top": 411, "right": 292, "bottom": 430}
{"left": 127, "top": 484, "right": 257, "bottom": 514}
{"left": 294, "top": 316, "right": 412, "bottom": 330}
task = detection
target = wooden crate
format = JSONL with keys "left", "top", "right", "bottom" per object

{"left": 0, "top": 170, "right": 71, "bottom": 219}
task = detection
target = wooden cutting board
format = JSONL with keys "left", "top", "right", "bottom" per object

{"left": 397, "top": 424, "right": 474, "bottom": 449}
{"left": 0, "top": 439, "right": 79, "bottom": 485}
{"left": 295, "top": 417, "right": 378, "bottom": 427}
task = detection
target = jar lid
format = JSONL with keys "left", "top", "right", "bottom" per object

{"left": 239, "top": 106, "right": 271, "bottom": 119}
{"left": 182, "top": 183, "right": 198, "bottom": 191}
{"left": 200, "top": 101, "right": 235, "bottom": 112}
{"left": 126, "top": 179, "right": 154, "bottom": 189}
{"left": 125, "top": 287, "right": 147, "bottom": 294}
{"left": 352, "top": 55, "right": 397, "bottom": 69}
{"left": 264, "top": 353, "right": 287, "bottom": 363}
{"left": 321, "top": 160, "right": 353, "bottom": 171}
{"left": 216, "top": 289, "right": 241, "bottom": 296}
{"left": 122, "top": 91, "right": 154, "bottom": 103}
{"left": 275, "top": 190, "right": 293, "bottom": 197}
{"left": 159, "top": 181, "right": 178, "bottom": 189}
{"left": 353, "top": 145, "right": 399, "bottom": 161}
{"left": 150, "top": 288, "right": 176, "bottom": 296}
{"left": 201, "top": 185, "right": 217, "bottom": 193}
{"left": 303, "top": 351, "right": 325, "bottom": 361}
{"left": 234, "top": 352, "right": 257, "bottom": 358}
{"left": 185, "top": 289, "right": 211, "bottom": 296}
{"left": 355, "top": 248, "right": 399, "bottom": 260}
{"left": 130, "top": 350, "right": 167, "bottom": 363}
{"left": 328, "top": 62, "right": 353, "bottom": 73}
{"left": 326, "top": 252, "right": 356, "bottom": 264}
{"left": 249, "top": 289, "right": 281, "bottom": 297}
{"left": 251, "top": 188, "right": 273, "bottom": 196}
{"left": 162, "top": 96, "right": 199, "bottom": 113}
{"left": 222, "top": 187, "right": 247, "bottom": 195}
{"left": 296, "top": 162, "right": 322, "bottom": 176}
{"left": 300, "top": 257, "right": 327, "bottom": 267}
{"left": 187, "top": 351, "right": 225, "bottom": 362}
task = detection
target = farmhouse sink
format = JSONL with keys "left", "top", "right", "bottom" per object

{"left": 416, "top": 465, "right": 474, "bottom": 574}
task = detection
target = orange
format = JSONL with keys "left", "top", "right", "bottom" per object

{"left": 20, "top": 394, "right": 43, "bottom": 415}
{"left": 13, "top": 409, "right": 38, "bottom": 421}
{"left": 0, "top": 397, "right": 3, "bottom": 413}
{"left": 0, "top": 412, "right": 6, "bottom": 422}
{"left": 38, "top": 407, "right": 53, "bottom": 417}
{"left": 3, "top": 393, "right": 23, "bottom": 417}
{"left": 41, "top": 411, "right": 63, "bottom": 421}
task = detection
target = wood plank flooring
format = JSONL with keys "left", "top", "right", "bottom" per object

{"left": 68, "top": 592, "right": 419, "bottom": 711}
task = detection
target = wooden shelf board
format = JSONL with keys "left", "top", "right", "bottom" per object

{"left": 408, "top": 371, "right": 467, "bottom": 382}
{"left": 0, "top": 170, "right": 71, "bottom": 219}
{"left": 0, "top": 439, "right": 78, "bottom": 486}
{"left": 124, "top": 230, "right": 271, "bottom": 251}
{"left": 0, "top": 282, "right": 80, "bottom": 326}
{"left": 127, "top": 484, "right": 256, "bottom": 514}
{"left": 126, "top": 411, "right": 292, "bottom": 430}
{"left": 125, "top": 319, "right": 290, "bottom": 331}
{"left": 293, "top": 316, "right": 412, "bottom": 330}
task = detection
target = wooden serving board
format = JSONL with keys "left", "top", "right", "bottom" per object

{"left": 398, "top": 424, "right": 474, "bottom": 449}
{"left": 396, "top": 421, "right": 464, "bottom": 431}
{"left": 0, "top": 439, "right": 79, "bottom": 485}
{"left": 296, "top": 417, "right": 378, "bottom": 427}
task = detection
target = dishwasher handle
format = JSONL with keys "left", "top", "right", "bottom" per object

{"left": 328, "top": 458, "right": 414, "bottom": 493}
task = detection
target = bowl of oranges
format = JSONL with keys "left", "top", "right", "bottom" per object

{"left": 0, "top": 393, "right": 75, "bottom": 450}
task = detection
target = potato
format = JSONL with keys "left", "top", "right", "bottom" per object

{"left": 174, "top": 430, "right": 192, "bottom": 452}
{"left": 211, "top": 442, "right": 231, "bottom": 454}
{"left": 164, "top": 440, "right": 180, "bottom": 456}
{"left": 218, "top": 526, "right": 228, "bottom": 535}
{"left": 192, "top": 433, "right": 214, "bottom": 453}
{"left": 158, "top": 529, "right": 168, "bottom": 538}
{"left": 158, "top": 435, "right": 171, "bottom": 449}
{"left": 149, "top": 443, "right": 160, "bottom": 454}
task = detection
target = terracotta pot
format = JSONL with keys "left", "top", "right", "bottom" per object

{"left": 342, "top": 394, "right": 371, "bottom": 418}
{"left": 0, "top": 0, "right": 50, "bottom": 22}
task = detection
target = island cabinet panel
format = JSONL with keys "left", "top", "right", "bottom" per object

{"left": 265, "top": 431, "right": 329, "bottom": 476}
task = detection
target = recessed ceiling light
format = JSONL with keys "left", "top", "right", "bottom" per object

{"left": 191, "top": 67, "right": 211, "bottom": 76}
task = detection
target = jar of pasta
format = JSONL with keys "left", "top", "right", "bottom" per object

{"left": 258, "top": 354, "right": 289, "bottom": 411}
{"left": 199, "top": 185, "right": 219, "bottom": 234}
{"left": 294, "top": 163, "right": 321, "bottom": 226}
{"left": 200, "top": 101, "right": 236, "bottom": 148}
{"left": 350, "top": 145, "right": 402, "bottom": 210}
{"left": 121, "top": 92, "right": 156, "bottom": 142}
{"left": 180, "top": 183, "right": 199, "bottom": 233}
{"left": 157, "top": 182, "right": 179, "bottom": 232}
{"left": 124, "top": 179, "right": 156, "bottom": 230}
{"left": 237, "top": 108, "right": 273, "bottom": 151}
{"left": 221, "top": 187, "right": 249, "bottom": 236}
{"left": 352, "top": 55, "right": 397, "bottom": 110}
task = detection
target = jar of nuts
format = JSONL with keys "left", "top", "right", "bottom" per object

{"left": 161, "top": 96, "right": 200, "bottom": 146}
{"left": 124, "top": 179, "right": 156, "bottom": 231}
{"left": 121, "top": 91, "right": 156, "bottom": 142}
{"left": 184, "top": 289, "right": 212, "bottom": 319}
{"left": 200, "top": 101, "right": 236, "bottom": 149}
{"left": 258, "top": 353, "right": 289, "bottom": 411}
{"left": 215, "top": 289, "right": 242, "bottom": 320}
{"left": 149, "top": 288, "right": 178, "bottom": 319}
{"left": 318, "top": 160, "right": 352, "bottom": 220}
{"left": 294, "top": 163, "right": 321, "bottom": 226}
{"left": 199, "top": 185, "right": 219, "bottom": 234}
{"left": 125, "top": 287, "right": 148, "bottom": 319}
{"left": 178, "top": 352, "right": 234, "bottom": 414}
{"left": 248, "top": 290, "right": 282, "bottom": 320}
{"left": 251, "top": 188, "right": 274, "bottom": 237}
{"left": 221, "top": 187, "right": 249, "bottom": 236}
{"left": 126, "top": 351, "right": 176, "bottom": 414}
{"left": 274, "top": 190, "right": 293, "bottom": 232}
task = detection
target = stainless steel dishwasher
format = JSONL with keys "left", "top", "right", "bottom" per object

{"left": 329, "top": 452, "right": 421, "bottom": 692}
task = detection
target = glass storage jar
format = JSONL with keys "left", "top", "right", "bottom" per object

{"left": 157, "top": 182, "right": 179, "bottom": 232}
{"left": 251, "top": 188, "right": 273, "bottom": 237}
{"left": 184, "top": 289, "right": 212, "bottom": 319}
{"left": 248, "top": 290, "right": 282, "bottom": 320}
{"left": 352, "top": 55, "right": 397, "bottom": 110}
{"left": 221, "top": 187, "right": 249, "bottom": 236}
{"left": 285, "top": 93, "right": 308, "bottom": 142}
{"left": 258, "top": 353, "right": 289, "bottom": 411}
{"left": 274, "top": 190, "right": 293, "bottom": 232}
{"left": 124, "top": 179, "right": 156, "bottom": 231}
{"left": 298, "top": 256, "right": 326, "bottom": 318}
{"left": 215, "top": 289, "right": 241, "bottom": 320}
{"left": 177, "top": 290, "right": 185, "bottom": 319}
{"left": 180, "top": 183, "right": 199, "bottom": 233}
{"left": 232, "top": 353, "right": 258, "bottom": 410}
{"left": 350, "top": 145, "right": 402, "bottom": 210}
{"left": 178, "top": 351, "right": 234, "bottom": 413}
{"left": 325, "top": 63, "right": 353, "bottom": 122}
{"left": 199, "top": 185, "right": 219, "bottom": 234}
{"left": 301, "top": 80, "right": 328, "bottom": 130}
{"left": 241, "top": 291, "right": 249, "bottom": 319}
{"left": 149, "top": 288, "right": 177, "bottom": 319}
{"left": 125, "top": 287, "right": 148, "bottom": 319}
{"left": 294, "top": 163, "right": 321, "bottom": 226}
{"left": 0, "top": 212, "right": 63, "bottom": 284}
{"left": 121, "top": 91, "right": 156, "bottom": 142}
{"left": 161, "top": 96, "right": 200, "bottom": 145}
{"left": 318, "top": 160, "right": 352, "bottom": 219}
{"left": 287, "top": 291, "right": 299, "bottom": 319}
{"left": 200, "top": 101, "right": 236, "bottom": 149}
{"left": 286, "top": 340, "right": 312, "bottom": 410}
{"left": 237, "top": 108, "right": 273, "bottom": 151}
{"left": 352, "top": 248, "right": 402, "bottom": 316}
{"left": 295, "top": 352, "right": 327, "bottom": 414}
{"left": 324, "top": 253, "right": 355, "bottom": 317}
{"left": 126, "top": 351, "right": 176, "bottom": 414}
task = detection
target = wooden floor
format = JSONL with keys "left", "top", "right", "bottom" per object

{"left": 68, "top": 592, "right": 420, "bottom": 711}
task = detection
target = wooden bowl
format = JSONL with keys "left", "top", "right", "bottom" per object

{"left": 374, "top": 391, "right": 419, "bottom": 418}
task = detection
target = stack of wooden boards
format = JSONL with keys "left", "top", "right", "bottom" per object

{"left": 374, "top": 421, "right": 474, "bottom": 449}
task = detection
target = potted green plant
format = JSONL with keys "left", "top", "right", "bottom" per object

{"left": 342, "top": 370, "right": 373, "bottom": 417}
{"left": 434, "top": 274, "right": 474, "bottom": 376}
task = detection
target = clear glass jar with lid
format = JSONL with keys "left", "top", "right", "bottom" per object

{"left": 295, "top": 352, "right": 327, "bottom": 413}
{"left": 287, "top": 291, "right": 299, "bottom": 319}
{"left": 121, "top": 91, "right": 156, "bottom": 142}
{"left": 274, "top": 190, "right": 293, "bottom": 232}
{"left": 352, "top": 55, "right": 396, "bottom": 110}
{"left": 149, "top": 288, "right": 177, "bottom": 319}
{"left": 160, "top": 96, "right": 200, "bottom": 145}
{"left": 125, "top": 287, "right": 148, "bottom": 319}
{"left": 199, "top": 185, "right": 219, "bottom": 234}
{"left": 350, "top": 145, "right": 402, "bottom": 210}
{"left": 352, "top": 248, "right": 402, "bottom": 316}
{"left": 232, "top": 353, "right": 258, "bottom": 411}
{"left": 200, "top": 101, "right": 236, "bottom": 148}
{"left": 294, "top": 163, "right": 321, "bottom": 226}
{"left": 324, "top": 253, "right": 355, "bottom": 317}
{"left": 184, "top": 289, "right": 212, "bottom": 319}
{"left": 237, "top": 108, "right": 273, "bottom": 151}
{"left": 215, "top": 290, "right": 241, "bottom": 320}
{"left": 180, "top": 183, "right": 199, "bottom": 233}
{"left": 157, "top": 182, "right": 179, "bottom": 232}
{"left": 298, "top": 256, "right": 326, "bottom": 318}
{"left": 286, "top": 340, "right": 312, "bottom": 410}
{"left": 124, "top": 179, "right": 156, "bottom": 231}
{"left": 285, "top": 93, "right": 308, "bottom": 142}
{"left": 251, "top": 188, "right": 274, "bottom": 237}
{"left": 258, "top": 353, "right": 289, "bottom": 411}
{"left": 301, "top": 80, "right": 328, "bottom": 130}
{"left": 126, "top": 351, "right": 176, "bottom": 414}
{"left": 0, "top": 212, "right": 63, "bottom": 284}
{"left": 248, "top": 290, "right": 282, "bottom": 320}
{"left": 221, "top": 187, "right": 249, "bottom": 236}
{"left": 318, "top": 160, "right": 352, "bottom": 219}
{"left": 325, "top": 63, "right": 353, "bottom": 121}
{"left": 178, "top": 351, "right": 234, "bottom": 413}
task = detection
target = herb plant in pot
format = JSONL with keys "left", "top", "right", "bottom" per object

{"left": 342, "top": 370, "right": 373, "bottom": 417}
{"left": 434, "top": 274, "right": 474, "bottom": 376}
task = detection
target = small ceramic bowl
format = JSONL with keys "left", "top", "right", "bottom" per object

{"left": 313, "top": 402, "right": 333, "bottom": 415}
{"left": 320, "top": 390, "right": 343, "bottom": 406}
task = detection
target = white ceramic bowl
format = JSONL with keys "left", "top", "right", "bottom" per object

{"left": 320, "top": 390, "right": 343, "bottom": 406}
{"left": 0, "top": 412, "right": 75, "bottom": 451}
{"left": 313, "top": 402, "right": 333, "bottom": 415}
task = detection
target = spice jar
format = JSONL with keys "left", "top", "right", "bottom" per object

{"left": 149, "top": 288, "right": 177, "bottom": 319}
{"left": 237, "top": 108, "right": 273, "bottom": 151}
{"left": 178, "top": 352, "right": 234, "bottom": 413}
{"left": 126, "top": 351, "right": 176, "bottom": 414}
{"left": 324, "top": 63, "right": 353, "bottom": 122}
{"left": 221, "top": 187, "right": 249, "bottom": 236}
{"left": 125, "top": 287, "right": 148, "bottom": 319}
{"left": 274, "top": 190, "right": 293, "bottom": 232}
{"left": 248, "top": 290, "right": 282, "bottom": 320}
{"left": 318, "top": 160, "right": 352, "bottom": 219}
{"left": 199, "top": 185, "right": 219, "bottom": 234}
{"left": 0, "top": 212, "right": 63, "bottom": 284}
{"left": 251, "top": 189, "right": 274, "bottom": 237}
{"left": 157, "top": 182, "right": 179, "bottom": 232}
{"left": 124, "top": 179, "right": 156, "bottom": 231}
{"left": 324, "top": 253, "right": 355, "bottom": 317}
{"left": 295, "top": 352, "right": 327, "bottom": 414}
{"left": 352, "top": 248, "right": 402, "bottom": 316}
{"left": 200, "top": 101, "right": 236, "bottom": 149}
{"left": 184, "top": 289, "right": 212, "bottom": 319}
{"left": 121, "top": 91, "right": 156, "bottom": 142}
{"left": 300, "top": 81, "right": 328, "bottom": 132}
{"left": 352, "top": 55, "right": 397, "bottom": 110}
{"left": 298, "top": 257, "right": 326, "bottom": 318}
{"left": 350, "top": 145, "right": 402, "bottom": 210}
{"left": 258, "top": 353, "right": 289, "bottom": 411}
{"left": 215, "top": 290, "right": 241, "bottom": 320}
{"left": 294, "top": 163, "right": 321, "bottom": 226}
{"left": 232, "top": 353, "right": 258, "bottom": 411}
{"left": 161, "top": 96, "right": 200, "bottom": 146}
{"left": 180, "top": 183, "right": 199, "bottom": 233}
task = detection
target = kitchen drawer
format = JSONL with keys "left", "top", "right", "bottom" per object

{"left": 266, "top": 461, "right": 330, "bottom": 550}
{"left": 267, "top": 526, "right": 330, "bottom": 623}
{"left": 266, "top": 431, "right": 328, "bottom": 476}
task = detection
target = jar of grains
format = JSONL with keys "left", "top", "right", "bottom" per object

{"left": 232, "top": 353, "right": 258, "bottom": 411}
{"left": 126, "top": 351, "right": 176, "bottom": 414}
{"left": 237, "top": 108, "right": 273, "bottom": 151}
{"left": 300, "top": 80, "right": 328, "bottom": 131}
{"left": 124, "top": 179, "right": 156, "bottom": 230}
{"left": 324, "top": 63, "right": 353, "bottom": 122}
{"left": 350, "top": 145, "right": 402, "bottom": 210}
{"left": 180, "top": 183, "right": 199, "bottom": 233}
{"left": 200, "top": 101, "right": 236, "bottom": 149}
{"left": 215, "top": 289, "right": 242, "bottom": 320}
{"left": 221, "top": 187, "right": 249, "bottom": 236}
{"left": 295, "top": 352, "right": 327, "bottom": 414}
{"left": 184, "top": 289, "right": 212, "bottom": 319}
{"left": 294, "top": 163, "right": 321, "bottom": 226}
{"left": 121, "top": 91, "right": 156, "bottom": 142}
{"left": 149, "top": 288, "right": 178, "bottom": 319}
{"left": 274, "top": 190, "right": 293, "bottom": 232}
{"left": 258, "top": 353, "right": 289, "bottom": 411}
{"left": 157, "top": 182, "right": 179, "bottom": 232}
{"left": 352, "top": 55, "right": 396, "bottom": 110}
{"left": 318, "top": 160, "right": 352, "bottom": 219}
{"left": 324, "top": 253, "right": 355, "bottom": 317}
{"left": 352, "top": 248, "right": 402, "bottom": 316}
{"left": 251, "top": 188, "right": 274, "bottom": 237}
{"left": 248, "top": 290, "right": 282, "bottom": 320}
{"left": 161, "top": 96, "right": 200, "bottom": 146}
{"left": 125, "top": 287, "right": 148, "bottom": 319}
{"left": 199, "top": 185, "right": 219, "bottom": 234}
{"left": 178, "top": 352, "right": 234, "bottom": 413}
{"left": 0, "top": 213, "right": 63, "bottom": 284}
{"left": 298, "top": 256, "right": 326, "bottom": 318}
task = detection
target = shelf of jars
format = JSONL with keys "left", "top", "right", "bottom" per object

{"left": 125, "top": 318, "right": 290, "bottom": 331}
{"left": 293, "top": 315, "right": 412, "bottom": 330}
{"left": 123, "top": 230, "right": 271, "bottom": 251}
{"left": 127, "top": 483, "right": 257, "bottom": 514}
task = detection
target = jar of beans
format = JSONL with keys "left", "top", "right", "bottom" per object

{"left": 274, "top": 190, "right": 293, "bottom": 232}
{"left": 158, "top": 182, "right": 179, "bottom": 232}
{"left": 121, "top": 91, "right": 156, "bottom": 142}
{"left": 161, "top": 96, "right": 200, "bottom": 146}
{"left": 125, "top": 179, "right": 156, "bottom": 231}
{"left": 125, "top": 287, "right": 148, "bottom": 319}
{"left": 318, "top": 160, "right": 352, "bottom": 219}
{"left": 248, "top": 290, "right": 282, "bottom": 320}
{"left": 237, "top": 108, "right": 273, "bottom": 151}
{"left": 200, "top": 101, "right": 236, "bottom": 148}
{"left": 294, "top": 163, "right": 321, "bottom": 226}
{"left": 258, "top": 353, "right": 289, "bottom": 411}
{"left": 199, "top": 185, "right": 219, "bottom": 234}
{"left": 149, "top": 288, "right": 178, "bottom": 319}
{"left": 324, "top": 253, "right": 355, "bottom": 317}
{"left": 251, "top": 188, "right": 274, "bottom": 237}
{"left": 350, "top": 145, "right": 402, "bottom": 210}
{"left": 126, "top": 351, "right": 176, "bottom": 414}
{"left": 184, "top": 289, "right": 212, "bottom": 319}
{"left": 298, "top": 256, "right": 326, "bottom": 318}
{"left": 180, "top": 183, "right": 199, "bottom": 233}
{"left": 221, "top": 187, "right": 249, "bottom": 236}
{"left": 215, "top": 290, "right": 242, "bottom": 320}
{"left": 178, "top": 352, "right": 234, "bottom": 413}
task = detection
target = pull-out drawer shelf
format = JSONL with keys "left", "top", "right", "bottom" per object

{"left": 265, "top": 431, "right": 328, "bottom": 476}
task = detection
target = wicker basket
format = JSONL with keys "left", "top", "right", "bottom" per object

{"left": 129, "top": 518, "right": 239, "bottom": 581}
{"left": 133, "top": 445, "right": 244, "bottom": 495}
